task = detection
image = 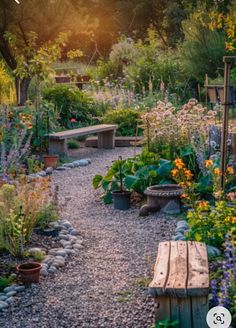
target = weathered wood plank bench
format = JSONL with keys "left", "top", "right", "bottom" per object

{"left": 149, "top": 241, "right": 209, "bottom": 328}
{"left": 85, "top": 135, "right": 143, "bottom": 147}
{"left": 48, "top": 124, "right": 117, "bottom": 155}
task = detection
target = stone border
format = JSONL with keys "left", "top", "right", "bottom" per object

{"left": 0, "top": 219, "right": 83, "bottom": 312}
{"left": 172, "top": 219, "right": 221, "bottom": 257}
{"left": 28, "top": 158, "right": 91, "bottom": 180}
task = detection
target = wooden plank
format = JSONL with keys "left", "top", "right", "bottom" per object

{"left": 170, "top": 297, "right": 180, "bottom": 326}
{"left": 178, "top": 298, "right": 192, "bottom": 328}
{"left": 165, "top": 241, "right": 188, "bottom": 297}
{"left": 155, "top": 296, "right": 171, "bottom": 323}
{"left": 49, "top": 124, "right": 117, "bottom": 140}
{"left": 191, "top": 296, "right": 208, "bottom": 328}
{"left": 149, "top": 241, "right": 171, "bottom": 296}
{"left": 187, "top": 242, "right": 209, "bottom": 296}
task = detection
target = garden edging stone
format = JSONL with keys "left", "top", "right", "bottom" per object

{"left": 0, "top": 219, "right": 83, "bottom": 312}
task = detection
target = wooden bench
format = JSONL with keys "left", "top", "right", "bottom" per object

{"left": 149, "top": 241, "right": 209, "bottom": 328}
{"left": 48, "top": 124, "right": 117, "bottom": 155}
{"left": 85, "top": 136, "right": 143, "bottom": 148}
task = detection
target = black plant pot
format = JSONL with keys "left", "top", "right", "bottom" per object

{"left": 112, "top": 190, "right": 131, "bottom": 210}
{"left": 34, "top": 227, "right": 59, "bottom": 237}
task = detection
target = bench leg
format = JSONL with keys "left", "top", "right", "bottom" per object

{"left": 49, "top": 139, "right": 68, "bottom": 156}
{"left": 97, "top": 130, "right": 115, "bottom": 149}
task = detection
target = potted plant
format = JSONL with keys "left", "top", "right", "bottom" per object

{"left": 43, "top": 154, "right": 58, "bottom": 169}
{"left": 111, "top": 156, "right": 131, "bottom": 210}
{"left": 16, "top": 262, "right": 42, "bottom": 284}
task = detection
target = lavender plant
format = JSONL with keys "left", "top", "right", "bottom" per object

{"left": 210, "top": 234, "right": 236, "bottom": 323}
{"left": 0, "top": 105, "right": 32, "bottom": 179}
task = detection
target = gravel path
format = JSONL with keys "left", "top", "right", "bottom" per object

{"left": 0, "top": 147, "right": 176, "bottom": 328}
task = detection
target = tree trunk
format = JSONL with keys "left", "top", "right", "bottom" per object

{"left": 15, "top": 77, "right": 31, "bottom": 106}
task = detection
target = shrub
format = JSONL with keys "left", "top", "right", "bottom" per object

{"left": 0, "top": 177, "right": 52, "bottom": 257}
{"left": 43, "top": 85, "right": 96, "bottom": 129}
{"left": 102, "top": 109, "right": 141, "bottom": 136}
{"left": 67, "top": 139, "right": 80, "bottom": 149}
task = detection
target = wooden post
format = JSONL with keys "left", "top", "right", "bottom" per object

{"left": 220, "top": 57, "right": 236, "bottom": 190}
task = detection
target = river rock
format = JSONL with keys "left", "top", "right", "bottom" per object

{"left": 0, "top": 301, "right": 9, "bottom": 310}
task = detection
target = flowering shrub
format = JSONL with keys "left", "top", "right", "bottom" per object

{"left": 0, "top": 177, "right": 52, "bottom": 257}
{"left": 140, "top": 99, "right": 216, "bottom": 155}
{"left": 210, "top": 235, "right": 236, "bottom": 326}
{"left": 186, "top": 201, "right": 236, "bottom": 248}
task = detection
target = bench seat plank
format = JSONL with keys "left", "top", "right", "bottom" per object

{"left": 187, "top": 241, "right": 209, "bottom": 296}
{"left": 49, "top": 124, "right": 117, "bottom": 140}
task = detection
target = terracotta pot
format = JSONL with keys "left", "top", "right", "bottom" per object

{"left": 43, "top": 154, "right": 59, "bottom": 169}
{"left": 16, "top": 262, "right": 42, "bottom": 284}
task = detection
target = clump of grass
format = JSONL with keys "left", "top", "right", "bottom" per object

{"left": 134, "top": 276, "right": 152, "bottom": 288}
{"left": 115, "top": 289, "right": 133, "bottom": 303}
{"left": 67, "top": 139, "right": 80, "bottom": 149}
{"left": 0, "top": 276, "right": 15, "bottom": 291}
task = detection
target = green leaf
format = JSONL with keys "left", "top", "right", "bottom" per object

{"left": 125, "top": 175, "right": 137, "bottom": 189}
{"left": 157, "top": 161, "right": 172, "bottom": 177}
{"left": 103, "top": 192, "right": 112, "bottom": 204}
{"left": 92, "top": 174, "right": 103, "bottom": 189}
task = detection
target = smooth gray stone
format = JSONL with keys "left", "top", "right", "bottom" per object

{"left": 64, "top": 249, "right": 76, "bottom": 255}
{"left": 177, "top": 220, "right": 190, "bottom": 229}
{"left": 6, "top": 291, "right": 16, "bottom": 297}
{"left": 174, "top": 234, "right": 186, "bottom": 241}
{"left": 48, "top": 266, "right": 57, "bottom": 274}
{"left": 70, "top": 229, "right": 79, "bottom": 236}
{"left": 48, "top": 249, "right": 59, "bottom": 256}
{"left": 56, "top": 166, "right": 66, "bottom": 171}
{"left": 0, "top": 296, "right": 7, "bottom": 301}
{"left": 175, "top": 227, "right": 186, "bottom": 234}
{"left": 45, "top": 167, "right": 53, "bottom": 174}
{"left": 73, "top": 244, "right": 84, "bottom": 250}
{"left": 55, "top": 256, "right": 65, "bottom": 262}
{"left": 37, "top": 170, "right": 47, "bottom": 177}
{"left": 6, "top": 297, "right": 15, "bottom": 304}
{"left": 58, "top": 234, "right": 70, "bottom": 241}
{"left": 40, "top": 269, "right": 48, "bottom": 277}
{"left": 83, "top": 158, "right": 91, "bottom": 164}
{"left": 56, "top": 250, "right": 67, "bottom": 257}
{"left": 161, "top": 200, "right": 181, "bottom": 215}
{"left": 0, "top": 301, "right": 9, "bottom": 309}
{"left": 63, "top": 163, "right": 74, "bottom": 168}
{"left": 207, "top": 245, "right": 221, "bottom": 257}
{"left": 61, "top": 221, "right": 71, "bottom": 228}
{"left": 78, "top": 159, "right": 89, "bottom": 166}
{"left": 53, "top": 260, "right": 65, "bottom": 268}
{"left": 3, "top": 286, "right": 15, "bottom": 293}
{"left": 64, "top": 245, "right": 73, "bottom": 249}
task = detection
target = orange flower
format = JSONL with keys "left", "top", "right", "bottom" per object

{"left": 197, "top": 201, "right": 209, "bottom": 209}
{"left": 214, "top": 168, "right": 221, "bottom": 176}
{"left": 171, "top": 168, "right": 178, "bottom": 177}
{"left": 174, "top": 158, "right": 184, "bottom": 169}
{"left": 205, "top": 159, "right": 213, "bottom": 168}
{"left": 227, "top": 166, "right": 234, "bottom": 175}
{"left": 184, "top": 169, "right": 193, "bottom": 180}
{"left": 179, "top": 181, "right": 192, "bottom": 188}
{"left": 180, "top": 193, "right": 189, "bottom": 199}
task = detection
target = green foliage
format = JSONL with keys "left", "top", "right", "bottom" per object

{"left": 93, "top": 150, "right": 173, "bottom": 203}
{"left": 36, "top": 202, "right": 59, "bottom": 230}
{"left": 43, "top": 85, "right": 96, "bottom": 129}
{"left": 153, "top": 319, "right": 179, "bottom": 328}
{"left": 186, "top": 201, "right": 236, "bottom": 248}
{"left": 27, "top": 155, "right": 43, "bottom": 174}
{"left": 102, "top": 109, "right": 141, "bottom": 136}
{"left": 24, "top": 250, "right": 45, "bottom": 262}
{"left": 0, "top": 276, "right": 15, "bottom": 292}
{"left": 180, "top": 11, "right": 230, "bottom": 83}
{"left": 67, "top": 139, "right": 80, "bottom": 149}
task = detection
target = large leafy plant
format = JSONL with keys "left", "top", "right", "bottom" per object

{"left": 93, "top": 150, "right": 173, "bottom": 204}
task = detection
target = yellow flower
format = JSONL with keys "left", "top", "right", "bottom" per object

{"left": 205, "top": 159, "right": 213, "bottom": 168}
{"left": 171, "top": 168, "right": 178, "bottom": 177}
{"left": 227, "top": 167, "right": 234, "bottom": 175}
{"left": 179, "top": 181, "right": 192, "bottom": 188}
{"left": 214, "top": 168, "right": 221, "bottom": 176}
{"left": 174, "top": 158, "right": 184, "bottom": 169}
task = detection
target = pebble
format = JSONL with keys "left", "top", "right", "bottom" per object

{"left": 14, "top": 285, "right": 25, "bottom": 292}
{"left": 0, "top": 301, "right": 9, "bottom": 309}
{"left": 48, "top": 266, "right": 57, "bottom": 274}
{"left": 38, "top": 170, "right": 47, "bottom": 177}
{"left": 45, "top": 167, "right": 53, "bottom": 174}
{"left": 0, "top": 296, "right": 7, "bottom": 301}
{"left": 56, "top": 250, "right": 67, "bottom": 257}
{"left": 70, "top": 229, "right": 79, "bottom": 236}
{"left": 3, "top": 286, "right": 15, "bottom": 293}
{"left": 6, "top": 291, "right": 17, "bottom": 297}
{"left": 6, "top": 297, "right": 15, "bottom": 304}
{"left": 40, "top": 269, "right": 48, "bottom": 277}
